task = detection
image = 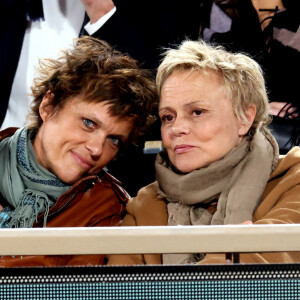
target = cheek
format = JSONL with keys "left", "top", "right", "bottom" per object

{"left": 215, "top": 120, "right": 242, "bottom": 153}
{"left": 224, "top": 118, "right": 242, "bottom": 139}
{"left": 214, "top": 113, "right": 240, "bottom": 135}
{"left": 193, "top": 118, "right": 240, "bottom": 152}
{"left": 42, "top": 128, "right": 60, "bottom": 154}
{"left": 161, "top": 126, "right": 171, "bottom": 145}
{"left": 102, "top": 145, "right": 118, "bottom": 164}
{"left": 191, "top": 122, "right": 216, "bottom": 144}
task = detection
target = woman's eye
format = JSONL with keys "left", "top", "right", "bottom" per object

{"left": 161, "top": 114, "right": 174, "bottom": 122}
{"left": 192, "top": 109, "right": 202, "bottom": 116}
{"left": 83, "top": 118, "right": 95, "bottom": 128}
{"left": 109, "top": 136, "right": 121, "bottom": 147}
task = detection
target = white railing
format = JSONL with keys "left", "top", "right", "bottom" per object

{"left": 0, "top": 224, "right": 299, "bottom": 256}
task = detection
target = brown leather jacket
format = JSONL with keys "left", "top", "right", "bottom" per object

{"left": 0, "top": 127, "right": 129, "bottom": 267}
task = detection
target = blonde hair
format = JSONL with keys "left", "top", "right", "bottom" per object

{"left": 156, "top": 40, "right": 270, "bottom": 136}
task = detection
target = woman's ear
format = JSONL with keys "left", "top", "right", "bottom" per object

{"left": 238, "top": 103, "right": 256, "bottom": 136}
{"left": 39, "top": 90, "right": 55, "bottom": 121}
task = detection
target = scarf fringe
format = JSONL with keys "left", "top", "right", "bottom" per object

{"left": 8, "top": 190, "right": 51, "bottom": 228}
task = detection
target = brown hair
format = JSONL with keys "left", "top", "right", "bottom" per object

{"left": 27, "top": 36, "right": 158, "bottom": 144}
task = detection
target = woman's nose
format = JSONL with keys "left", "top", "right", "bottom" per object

{"left": 85, "top": 135, "right": 104, "bottom": 157}
{"left": 171, "top": 117, "right": 190, "bottom": 136}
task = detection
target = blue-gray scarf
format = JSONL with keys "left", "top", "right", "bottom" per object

{"left": 0, "top": 127, "right": 70, "bottom": 228}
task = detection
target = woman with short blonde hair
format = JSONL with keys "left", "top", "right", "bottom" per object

{"left": 108, "top": 39, "right": 300, "bottom": 266}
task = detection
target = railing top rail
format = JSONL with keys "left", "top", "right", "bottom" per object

{"left": 0, "top": 224, "right": 299, "bottom": 255}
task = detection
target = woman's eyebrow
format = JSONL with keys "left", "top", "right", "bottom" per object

{"left": 158, "top": 106, "right": 173, "bottom": 112}
{"left": 184, "top": 100, "right": 203, "bottom": 106}
{"left": 159, "top": 100, "right": 207, "bottom": 112}
{"left": 83, "top": 112, "right": 102, "bottom": 125}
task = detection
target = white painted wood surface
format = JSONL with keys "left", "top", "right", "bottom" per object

{"left": 0, "top": 224, "right": 299, "bottom": 255}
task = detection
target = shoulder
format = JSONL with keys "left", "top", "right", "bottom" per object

{"left": 270, "top": 146, "right": 300, "bottom": 180}
{"left": 254, "top": 147, "right": 300, "bottom": 221}
{"left": 266, "top": 146, "right": 300, "bottom": 194}
{"left": 126, "top": 182, "right": 167, "bottom": 220}
{"left": 127, "top": 182, "right": 160, "bottom": 211}
{"left": 0, "top": 127, "right": 19, "bottom": 141}
{"left": 97, "top": 171, "right": 131, "bottom": 205}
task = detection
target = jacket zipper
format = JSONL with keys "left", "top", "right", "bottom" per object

{"left": 47, "top": 191, "right": 77, "bottom": 219}
{"left": 36, "top": 177, "right": 99, "bottom": 225}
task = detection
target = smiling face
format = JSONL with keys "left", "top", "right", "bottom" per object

{"left": 159, "top": 70, "right": 251, "bottom": 173}
{"left": 33, "top": 93, "right": 134, "bottom": 184}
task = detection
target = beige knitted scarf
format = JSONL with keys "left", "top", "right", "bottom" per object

{"left": 155, "top": 130, "right": 279, "bottom": 264}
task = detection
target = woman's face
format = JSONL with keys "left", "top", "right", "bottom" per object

{"left": 33, "top": 93, "right": 134, "bottom": 184}
{"left": 159, "top": 70, "right": 248, "bottom": 173}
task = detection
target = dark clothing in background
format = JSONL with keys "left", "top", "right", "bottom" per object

{"left": 0, "top": 0, "right": 28, "bottom": 127}
{"left": 263, "top": 8, "right": 300, "bottom": 105}
{"left": 262, "top": 7, "right": 300, "bottom": 154}
{"left": 199, "top": 0, "right": 265, "bottom": 65}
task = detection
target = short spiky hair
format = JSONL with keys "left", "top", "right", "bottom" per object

{"left": 156, "top": 39, "right": 271, "bottom": 137}
{"left": 27, "top": 36, "right": 158, "bottom": 144}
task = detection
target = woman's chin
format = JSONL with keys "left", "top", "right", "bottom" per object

{"left": 173, "top": 163, "right": 198, "bottom": 174}
{"left": 56, "top": 171, "right": 82, "bottom": 186}
{"left": 173, "top": 159, "right": 212, "bottom": 173}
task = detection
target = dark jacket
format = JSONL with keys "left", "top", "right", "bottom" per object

{"left": 0, "top": 127, "right": 129, "bottom": 267}
{"left": 0, "top": 0, "right": 28, "bottom": 126}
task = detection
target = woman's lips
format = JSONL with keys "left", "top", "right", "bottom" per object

{"left": 174, "top": 144, "right": 194, "bottom": 154}
{"left": 71, "top": 151, "right": 93, "bottom": 169}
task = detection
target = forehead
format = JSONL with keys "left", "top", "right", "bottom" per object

{"left": 161, "top": 69, "right": 224, "bottom": 93}
{"left": 159, "top": 70, "right": 227, "bottom": 107}
{"left": 163, "top": 69, "right": 224, "bottom": 87}
{"left": 59, "top": 96, "right": 112, "bottom": 116}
